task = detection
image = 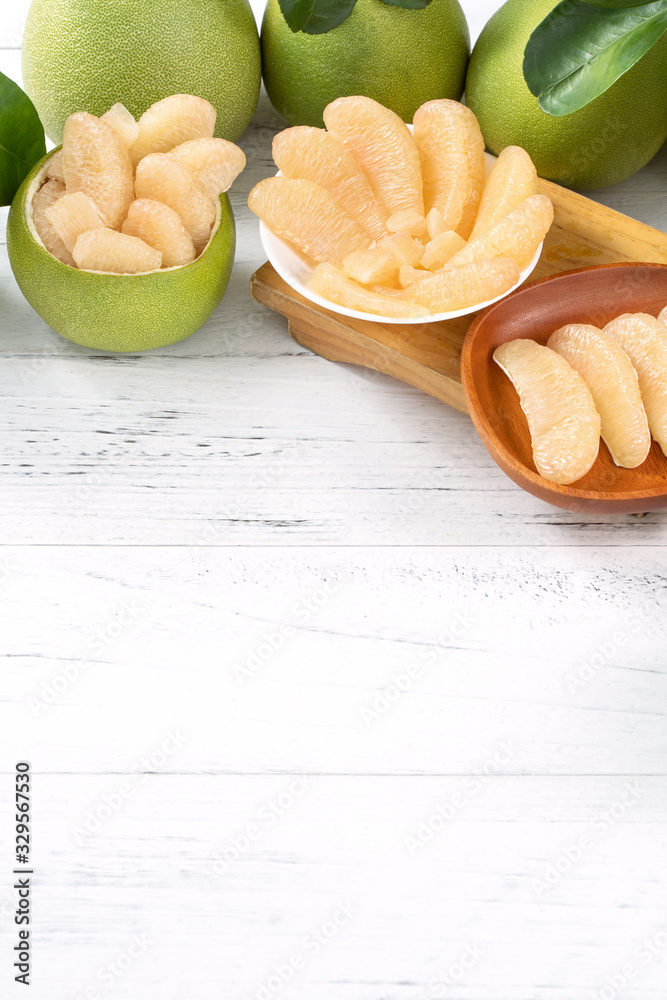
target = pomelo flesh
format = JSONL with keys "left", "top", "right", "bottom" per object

{"left": 494, "top": 338, "right": 601, "bottom": 485}
{"left": 73, "top": 228, "right": 163, "bottom": 274}
{"left": 386, "top": 210, "right": 427, "bottom": 238}
{"left": 401, "top": 256, "right": 519, "bottom": 312}
{"left": 379, "top": 232, "right": 424, "bottom": 268}
{"left": 342, "top": 247, "right": 398, "bottom": 286}
{"left": 46, "top": 150, "right": 65, "bottom": 182}
{"left": 248, "top": 176, "right": 372, "bottom": 264}
{"left": 32, "top": 178, "right": 74, "bottom": 266}
{"left": 272, "top": 126, "right": 389, "bottom": 242}
{"left": 101, "top": 103, "right": 140, "bottom": 150}
{"left": 413, "top": 98, "right": 485, "bottom": 239}
{"left": 470, "top": 145, "right": 538, "bottom": 240}
{"left": 169, "top": 138, "right": 246, "bottom": 199}
{"left": 62, "top": 112, "right": 134, "bottom": 230}
{"left": 421, "top": 230, "right": 466, "bottom": 270}
{"left": 130, "top": 94, "right": 217, "bottom": 166}
{"left": 46, "top": 191, "right": 106, "bottom": 252}
{"left": 134, "top": 153, "right": 216, "bottom": 252}
{"left": 324, "top": 96, "right": 424, "bottom": 220}
{"left": 311, "top": 263, "right": 430, "bottom": 318}
{"left": 448, "top": 194, "right": 553, "bottom": 268}
{"left": 547, "top": 323, "right": 650, "bottom": 469}
{"left": 604, "top": 314, "right": 667, "bottom": 456}
{"left": 122, "top": 199, "right": 196, "bottom": 268}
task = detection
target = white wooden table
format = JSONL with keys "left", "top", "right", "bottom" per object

{"left": 2, "top": 3, "right": 666, "bottom": 998}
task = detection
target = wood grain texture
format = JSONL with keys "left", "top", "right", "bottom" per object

{"left": 1, "top": 546, "right": 665, "bottom": 776}
{"left": 10, "top": 773, "right": 667, "bottom": 1000}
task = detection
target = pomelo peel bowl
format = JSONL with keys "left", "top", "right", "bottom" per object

{"left": 7, "top": 97, "right": 242, "bottom": 352}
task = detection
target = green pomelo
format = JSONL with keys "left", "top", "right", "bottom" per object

{"left": 261, "top": 0, "right": 469, "bottom": 127}
{"left": 465, "top": 0, "right": 667, "bottom": 190}
{"left": 22, "top": 0, "right": 261, "bottom": 144}
{"left": 7, "top": 150, "right": 236, "bottom": 352}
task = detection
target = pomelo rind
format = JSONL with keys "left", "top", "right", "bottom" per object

{"left": 7, "top": 149, "right": 235, "bottom": 352}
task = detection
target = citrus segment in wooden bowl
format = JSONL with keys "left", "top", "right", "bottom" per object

{"left": 603, "top": 313, "right": 667, "bottom": 456}
{"left": 547, "top": 324, "right": 651, "bottom": 469}
{"left": 461, "top": 263, "right": 667, "bottom": 513}
{"left": 493, "top": 339, "right": 601, "bottom": 485}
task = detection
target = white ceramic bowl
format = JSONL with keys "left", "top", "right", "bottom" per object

{"left": 259, "top": 131, "right": 544, "bottom": 325}
{"left": 260, "top": 221, "right": 543, "bottom": 326}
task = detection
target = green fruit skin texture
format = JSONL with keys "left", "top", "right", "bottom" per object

{"left": 22, "top": 0, "right": 261, "bottom": 144}
{"left": 7, "top": 152, "right": 236, "bottom": 353}
{"left": 261, "top": 0, "right": 470, "bottom": 126}
{"left": 466, "top": 0, "right": 667, "bottom": 190}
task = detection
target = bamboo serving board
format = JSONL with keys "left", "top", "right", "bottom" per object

{"left": 250, "top": 172, "right": 667, "bottom": 415}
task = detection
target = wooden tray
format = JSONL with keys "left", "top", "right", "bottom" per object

{"left": 250, "top": 173, "right": 667, "bottom": 415}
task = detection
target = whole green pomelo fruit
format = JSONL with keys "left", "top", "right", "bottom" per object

{"left": 466, "top": 0, "right": 667, "bottom": 190}
{"left": 7, "top": 150, "right": 236, "bottom": 352}
{"left": 261, "top": 0, "right": 469, "bottom": 127}
{"left": 22, "top": 0, "right": 261, "bottom": 144}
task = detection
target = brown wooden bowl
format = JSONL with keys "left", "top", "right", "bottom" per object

{"left": 460, "top": 262, "right": 667, "bottom": 513}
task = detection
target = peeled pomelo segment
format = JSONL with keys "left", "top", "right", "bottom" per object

{"left": 73, "top": 228, "right": 162, "bottom": 273}
{"left": 32, "top": 179, "right": 75, "bottom": 266}
{"left": 426, "top": 208, "right": 448, "bottom": 240}
{"left": 129, "top": 94, "right": 217, "bottom": 166}
{"left": 46, "top": 150, "right": 65, "bottom": 183}
{"left": 386, "top": 209, "right": 426, "bottom": 238}
{"left": 379, "top": 231, "right": 423, "bottom": 267}
{"left": 311, "top": 263, "right": 430, "bottom": 318}
{"left": 323, "top": 95, "right": 424, "bottom": 219}
{"left": 604, "top": 313, "right": 667, "bottom": 456}
{"left": 494, "top": 339, "right": 601, "bottom": 485}
{"left": 448, "top": 194, "right": 554, "bottom": 269}
{"left": 248, "top": 177, "right": 371, "bottom": 264}
{"left": 272, "top": 126, "right": 389, "bottom": 242}
{"left": 413, "top": 99, "right": 485, "bottom": 239}
{"left": 656, "top": 306, "right": 667, "bottom": 332}
{"left": 170, "top": 138, "right": 245, "bottom": 199}
{"left": 46, "top": 191, "right": 106, "bottom": 252}
{"left": 470, "top": 145, "right": 538, "bottom": 240}
{"left": 401, "top": 256, "right": 520, "bottom": 312}
{"left": 342, "top": 247, "right": 397, "bottom": 286}
{"left": 548, "top": 324, "right": 650, "bottom": 469}
{"left": 369, "top": 285, "right": 406, "bottom": 299}
{"left": 135, "top": 153, "right": 216, "bottom": 253}
{"left": 62, "top": 111, "right": 134, "bottom": 230}
{"left": 121, "top": 199, "right": 196, "bottom": 268}
{"left": 398, "top": 265, "right": 429, "bottom": 288}
{"left": 422, "top": 230, "right": 466, "bottom": 271}
{"left": 101, "top": 103, "right": 139, "bottom": 150}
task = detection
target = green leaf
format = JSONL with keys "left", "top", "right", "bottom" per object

{"left": 523, "top": 0, "right": 667, "bottom": 116}
{"left": 0, "top": 71, "right": 45, "bottom": 206}
{"left": 278, "top": 0, "right": 358, "bottom": 33}
{"left": 379, "top": 0, "right": 431, "bottom": 10}
{"left": 581, "top": 0, "right": 659, "bottom": 7}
